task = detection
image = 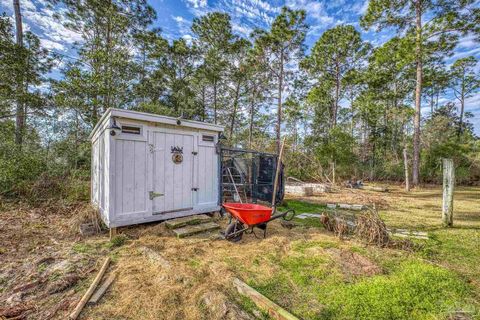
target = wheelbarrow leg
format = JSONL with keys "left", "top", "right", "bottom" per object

{"left": 256, "top": 223, "right": 267, "bottom": 239}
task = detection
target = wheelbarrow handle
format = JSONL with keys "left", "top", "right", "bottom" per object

{"left": 269, "top": 209, "right": 296, "bottom": 222}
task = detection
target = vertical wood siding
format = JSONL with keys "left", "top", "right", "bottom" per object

{"left": 113, "top": 139, "right": 148, "bottom": 218}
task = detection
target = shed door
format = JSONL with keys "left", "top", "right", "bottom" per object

{"left": 151, "top": 132, "right": 194, "bottom": 214}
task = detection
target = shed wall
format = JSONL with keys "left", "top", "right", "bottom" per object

{"left": 94, "top": 115, "right": 222, "bottom": 228}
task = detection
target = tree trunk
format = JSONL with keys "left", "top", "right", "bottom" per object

{"left": 213, "top": 78, "right": 217, "bottom": 124}
{"left": 229, "top": 82, "right": 240, "bottom": 139}
{"left": 403, "top": 146, "right": 410, "bottom": 192}
{"left": 442, "top": 158, "right": 454, "bottom": 227}
{"left": 201, "top": 85, "right": 206, "bottom": 121}
{"left": 330, "top": 62, "right": 341, "bottom": 183}
{"left": 248, "top": 96, "right": 255, "bottom": 149}
{"left": 104, "top": 4, "right": 112, "bottom": 110}
{"left": 276, "top": 51, "right": 284, "bottom": 154}
{"left": 458, "top": 93, "right": 465, "bottom": 136}
{"left": 13, "top": 0, "right": 24, "bottom": 146}
{"left": 412, "top": 0, "right": 423, "bottom": 186}
{"left": 333, "top": 63, "right": 340, "bottom": 127}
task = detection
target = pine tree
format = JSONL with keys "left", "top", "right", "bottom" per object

{"left": 449, "top": 57, "right": 479, "bottom": 136}
{"left": 361, "top": 0, "right": 480, "bottom": 186}
{"left": 252, "top": 7, "right": 307, "bottom": 154}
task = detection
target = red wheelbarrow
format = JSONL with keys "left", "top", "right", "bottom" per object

{"left": 222, "top": 203, "right": 295, "bottom": 242}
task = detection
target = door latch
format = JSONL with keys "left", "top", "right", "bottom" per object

{"left": 192, "top": 151, "right": 198, "bottom": 155}
{"left": 191, "top": 188, "right": 199, "bottom": 191}
{"left": 149, "top": 191, "right": 164, "bottom": 200}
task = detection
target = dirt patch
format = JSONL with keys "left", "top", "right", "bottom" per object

{"left": 328, "top": 248, "right": 382, "bottom": 279}
{"left": 0, "top": 202, "right": 109, "bottom": 319}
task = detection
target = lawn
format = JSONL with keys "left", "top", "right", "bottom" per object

{"left": 243, "top": 186, "right": 480, "bottom": 319}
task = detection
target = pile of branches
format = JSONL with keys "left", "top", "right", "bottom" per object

{"left": 320, "top": 213, "right": 355, "bottom": 239}
{"left": 355, "top": 206, "right": 390, "bottom": 247}
{"left": 320, "top": 206, "right": 415, "bottom": 250}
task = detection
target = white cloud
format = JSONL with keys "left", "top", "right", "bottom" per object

{"left": 285, "top": 0, "right": 335, "bottom": 26}
{"left": 358, "top": 0, "right": 369, "bottom": 15}
{"left": 185, "top": 0, "right": 207, "bottom": 9}
{"left": 172, "top": 15, "right": 192, "bottom": 37}
{"left": 1, "top": 0, "right": 82, "bottom": 53}
{"left": 182, "top": 34, "right": 193, "bottom": 45}
{"left": 448, "top": 47, "right": 480, "bottom": 62}
{"left": 457, "top": 35, "right": 478, "bottom": 49}
{"left": 40, "top": 38, "right": 65, "bottom": 50}
{"left": 232, "top": 23, "right": 253, "bottom": 37}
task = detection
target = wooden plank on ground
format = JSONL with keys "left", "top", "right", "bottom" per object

{"left": 296, "top": 213, "right": 322, "bottom": 219}
{"left": 165, "top": 214, "right": 212, "bottom": 229}
{"left": 173, "top": 222, "right": 220, "bottom": 238}
{"left": 233, "top": 278, "right": 299, "bottom": 320}
{"left": 69, "top": 257, "right": 110, "bottom": 320}
{"left": 88, "top": 273, "right": 116, "bottom": 305}
{"left": 360, "top": 185, "right": 388, "bottom": 192}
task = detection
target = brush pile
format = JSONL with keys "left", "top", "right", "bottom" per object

{"left": 320, "top": 213, "right": 355, "bottom": 239}
{"left": 320, "top": 206, "right": 415, "bottom": 250}
{"left": 355, "top": 206, "right": 390, "bottom": 247}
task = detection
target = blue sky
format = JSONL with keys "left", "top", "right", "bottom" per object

{"left": 1, "top": 0, "right": 479, "bottom": 134}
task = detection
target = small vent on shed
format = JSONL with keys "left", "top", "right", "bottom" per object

{"left": 202, "top": 135, "right": 214, "bottom": 142}
{"left": 121, "top": 126, "right": 141, "bottom": 134}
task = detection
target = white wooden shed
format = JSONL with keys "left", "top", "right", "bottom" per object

{"left": 89, "top": 108, "right": 224, "bottom": 228}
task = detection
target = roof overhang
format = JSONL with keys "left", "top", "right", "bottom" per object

{"left": 89, "top": 108, "right": 224, "bottom": 140}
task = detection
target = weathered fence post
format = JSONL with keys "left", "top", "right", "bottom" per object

{"left": 442, "top": 158, "right": 454, "bottom": 227}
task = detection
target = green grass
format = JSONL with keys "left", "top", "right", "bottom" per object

{"left": 325, "top": 261, "right": 475, "bottom": 320}
{"left": 252, "top": 253, "right": 477, "bottom": 320}
{"left": 244, "top": 187, "right": 480, "bottom": 319}
{"left": 235, "top": 295, "right": 272, "bottom": 320}
{"left": 278, "top": 200, "right": 328, "bottom": 228}
{"left": 72, "top": 242, "right": 95, "bottom": 254}
{"left": 278, "top": 200, "right": 326, "bottom": 214}
{"left": 107, "top": 234, "right": 128, "bottom": 249}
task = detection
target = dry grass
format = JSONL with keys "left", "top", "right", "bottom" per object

{"left": 1, "top": 185, "right": 479, "bottom": 319}
{"left": 85, "top": 222, "right": 331, "bottom": 320}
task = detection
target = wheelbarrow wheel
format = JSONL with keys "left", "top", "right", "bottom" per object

{"left": 225, "top": 222, "right": 244, "bottom": 242}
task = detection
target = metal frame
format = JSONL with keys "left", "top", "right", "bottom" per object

{"left": 217, "top": 144, "right": 283, "bottom": 205}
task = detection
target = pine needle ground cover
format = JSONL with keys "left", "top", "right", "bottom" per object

{"left": 1, "top": 185, "right": 479, "bottom": 319}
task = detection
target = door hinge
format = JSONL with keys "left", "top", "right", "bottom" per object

{"left": 192, "top": 151, "right": 198, "bottom": 155}
{"left": 191, "top": 188, "right": 199, "bottom": 191}
{"left": 149, "top": 191, "right": 164, "bottom": 200}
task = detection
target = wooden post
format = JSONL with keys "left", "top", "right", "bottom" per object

{"left": 272, "top": 137, "right": 286, "bottom": 208}
{"left": 442, "top": 158, "right": 454, "bottom": 227}
{"left": 109, "top": 227, "right": 117, "bottom": 240}
{"left": 403, "top": 147, "right": 410, "bottom": 192}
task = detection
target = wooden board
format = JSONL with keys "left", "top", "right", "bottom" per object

{"left": 233, "top": 278, "right": 299, "bottom": 320}
{"left": 173, "top": 222, "right": 220, "bottom": 238}
{"left": 88, "top": 273, "right": 116, "bottom": 304}
{"left": 165, "top": 214, "right": 212, "bottom": 229}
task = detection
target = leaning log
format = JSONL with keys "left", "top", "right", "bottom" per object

{"left": 69, "top": 257, "right": 110, "bottom": 319}
{"left": 233, "top": 278, "right": 299, "bottom": 320}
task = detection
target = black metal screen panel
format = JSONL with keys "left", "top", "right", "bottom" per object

{"left": 219, "top": 147, "right": 284, "bottom": 205}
